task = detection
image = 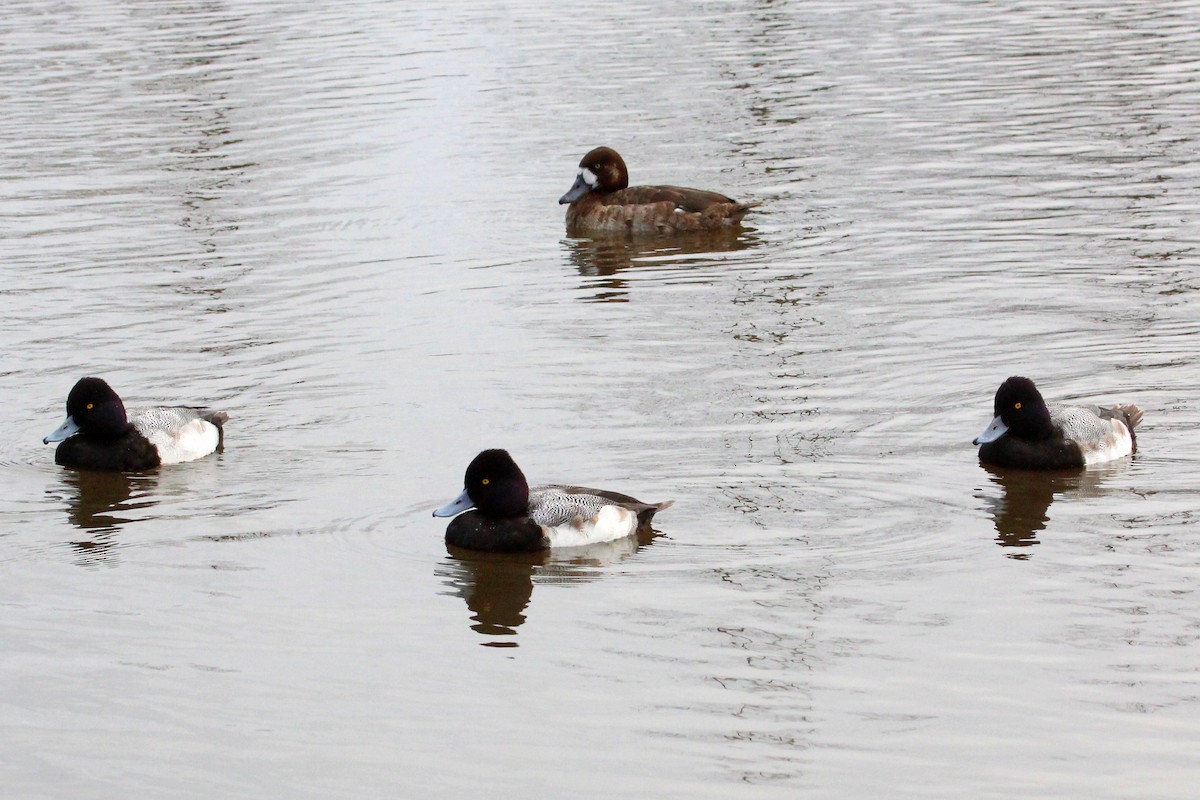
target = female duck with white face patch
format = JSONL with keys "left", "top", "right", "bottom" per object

{"left": 433, "top": 449, "right": 672, "bottom": 552}
{"left": 44, "top": 377, "right": 228, "bottom": 471}
{"left": 973, "top": 376, "right": 1142, "bottom": 470}
{"left": 558, "top": 146, "right": 758, "bottom": 235}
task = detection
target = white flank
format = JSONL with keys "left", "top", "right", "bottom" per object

{"left": 143, "top": 418, "right": 220, "bottom": 465}
{"left": 1083, "top": 420, "right": 1134, "bottom": 465}
{"left": 543, "top": 504, "right": 637, "bottom": 548}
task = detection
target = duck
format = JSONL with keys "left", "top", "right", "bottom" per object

{"left": 433, "top": 449, "right": 672, "bottom": 552}
{"left": 43, "top": 376, "right": 228, "bottom": 471}
{"left": 558, "top": 146, "right": 758, "bottom": 235}
{"left": 973, "top": 376, "right": 1143, "bottom": 469}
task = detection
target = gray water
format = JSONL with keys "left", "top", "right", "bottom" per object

{"left": 3, "top": 1, "right": 1200, "bottom": 797}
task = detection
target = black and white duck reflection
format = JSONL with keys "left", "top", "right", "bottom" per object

{"left": 978, "top": 461, "right": 1132, "bottom": 554}
{"left": 51, "top": 469, "right": 156, "bottom": 563}
{"left": 436, "top": 530, "right": 655, "bottom": 646}
{"left": 432, "top": 449, "right": 671, "bottom": 552}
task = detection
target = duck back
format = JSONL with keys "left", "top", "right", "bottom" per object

{"left": 604, "top": 185, "right": 738, "bottom": 211}
{"left": 538, "top": 485, "right": 671, "bottom": 528}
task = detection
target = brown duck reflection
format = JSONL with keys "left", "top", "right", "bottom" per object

{"left": 54, "top": 469, "right": 158, "bottom": 561}
{"left": 562, "top": 229, "right": 760, "bottom": 303}
{"left": 437, "top": 528, "right": 659, "bottom": 646}
{"left": 979, "top": 462, "right": 1130, "bottom": 555}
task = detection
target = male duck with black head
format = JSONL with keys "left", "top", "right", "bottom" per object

{"left": 558, "top": 146, "right": 758, "bottom": 235}
{"left": 44, "top": 377, "right": 228, "bottom": 471}
{"left": 433, "top": 449, "right": 672, "bottom": 552}
{"left": 973, "top": 376, "right": 1143, "bottom": 470}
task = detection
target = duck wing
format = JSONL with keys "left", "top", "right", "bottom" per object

{"left": 131, "top": 406, "right": 225, "bottom": 433}
{"left": 533, "top": 485, "right": 672, "bottom": 527}
{"left": 1050, "top": 404, "right": 1115, "bottom": 448}
{"left": 527, "top": 486, "right": 610, "bottom": 527}
{"left": 131, "top": 406, "right": 228, "bottom": 462}
{"left": 603, "top": 185, "right": 738, "bottom": 211}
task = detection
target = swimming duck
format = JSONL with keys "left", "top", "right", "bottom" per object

{"left": 433, "top": 449, "right": 672, "bottom": 552}
{"left": 43, "top": 377, "right": 228, "bottom": 471}
{"left": 973, "top": 376, "right": 1142, "bottom": 469}
{"left": 558, "top": 146, "right": 758, "bottom": 235}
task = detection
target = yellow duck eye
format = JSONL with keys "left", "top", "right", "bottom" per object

{"left": 85, "top": 403, "right": 94, "bottom": 410}
{"left": 1014, "top": 402, "right": 1022, "bottom": 410}
{"left": 481, "top": 478, "right": 490, "bottom": 486}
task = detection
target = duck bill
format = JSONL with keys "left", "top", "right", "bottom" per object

{"left": 43, "top": 415, "right": 81, "bottom": 444}
{"left": 973, "top": 416, "right": 1008, "bottom": 445}
{"left": 433, "top": 489, "right": 475, "bottom": 518}
{"left": 558, "top": 173, "right": 591, "bottom": 205}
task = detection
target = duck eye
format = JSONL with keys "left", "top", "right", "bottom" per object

{"left": 1014, "top": 402, "right": 1022, "bottom": 410}
{"left": 85, "top": 403, "right": 94, "bottom": 410}
{"left": 481, "top": 478, "right": 490, "bottom": 486}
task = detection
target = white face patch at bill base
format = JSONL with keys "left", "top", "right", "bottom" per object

{"left": 579, "top": 167, "right": 598, "bottom": 187}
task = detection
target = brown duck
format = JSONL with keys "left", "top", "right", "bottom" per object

{"left": 558, "top": 146, "right": 758, "bottom": 235}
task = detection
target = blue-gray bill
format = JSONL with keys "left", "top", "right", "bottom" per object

{"left": 558, "top": 173, "right": 590, "bottom": 205}
{"left": 973, "top": 416, "right": 1008, "bottom": 446}
{"left": 433, "top": 489, "right": 475, "bottom": 517}
{"left": 43, "top": 415, "right": 80, "bottom": 445}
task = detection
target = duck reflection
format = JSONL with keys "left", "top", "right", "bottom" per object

{"left": 437, "top": 529, "right": 658, "bottom": 646}
{"left": 979, "top": 462, "right": 1130, "bottom": 555}
{"left": 54, "top": 469, "right": 158, "bottom": 561}
{"left": 562, "top": 230, "right": 759, "bottom": 303}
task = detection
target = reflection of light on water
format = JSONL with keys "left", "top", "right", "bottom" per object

{"left": 435, "top": 529, "right": 657, "bottom": 647}
{"left": 977, "top": 460, "right": 1132, "bottom": 557}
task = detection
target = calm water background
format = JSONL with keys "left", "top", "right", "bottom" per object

{"left": 3, "top": 1, "right": 1200, "bottom": 796}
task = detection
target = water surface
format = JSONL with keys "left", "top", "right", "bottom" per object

{"left": 3, "top": 1, "right": 1200, "bottom": 797}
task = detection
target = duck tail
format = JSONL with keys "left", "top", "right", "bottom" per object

{"left": 636, "top": 499, "right": 674, "bottom": 527}
{"left": 201, "top": 410, "right": 229, "bottom": 449}
{"left": 203, "top": 410, "right": 230, "bottom": 428}
{"left": 1113, "top": 404, "right": 1143, "bottom": 455}
{"left": 730, "top": 201, "right": 760, "bottom": 223}
{"left": 1116, "top": 404, "right": 1143, "bottom": 430}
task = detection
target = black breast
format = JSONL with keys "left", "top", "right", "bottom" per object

{"left": 445, "top": 512, "right": 549, "bottom": 553}
{"left": 978, "top": 437, "right": 1084, "bottom": 470}
{"left": 55, "top": 431, "right": 161, "bottom": 471}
